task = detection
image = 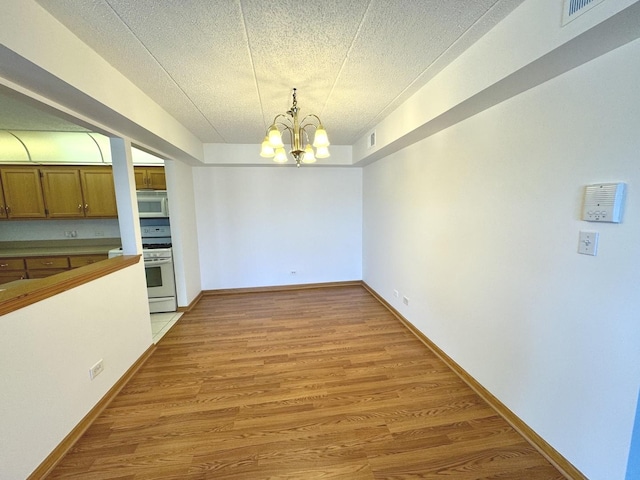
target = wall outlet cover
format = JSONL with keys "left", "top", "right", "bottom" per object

{"left": 578, "top": 231, "right": 599, "bottom": 256}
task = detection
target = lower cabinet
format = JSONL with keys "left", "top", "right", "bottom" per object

{"left": 0, "top": 253, "right": 109, "bottom": 285}
{"left": 0, "top": 258, "right": 28, "bottom": 284}
{"left": 69, "top": 254, "right": 107, "bottom": 268}
{"left": 25, "top": 256, "right": 70, "bottom": 279}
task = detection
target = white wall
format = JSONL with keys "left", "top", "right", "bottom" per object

{"left": 362, "top": 39, "right": 640, "bottom": 480}
{"left": 165, "top": 159, "right": 202, "bottom": 306}
{"left": 193, "top": 166, "right": 362, "bottom": 289}
{"left": 0, "top": 263, "right": 151, "bottom": 480}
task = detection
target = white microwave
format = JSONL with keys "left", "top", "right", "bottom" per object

{"left": 137, "top": 190, "right": 169, "bottom": 218}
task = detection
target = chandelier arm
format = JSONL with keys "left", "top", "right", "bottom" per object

{"left": 299, "top": 114, "right": 322, "bottom": 129}
{"left": 300, "top": 125, "right": 313, "bottom": 144}
{"left": 267, "top": 114, "right": 292, "bottom": 131}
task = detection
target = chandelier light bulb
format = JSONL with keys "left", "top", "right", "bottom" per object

{"left": 315, "top": 145, "right": 330, "bottom": 158}
{"left": 312, "top": 125, "right": 329, "bottom": 148}
{"left": 302, "top": 144, "right": 316, "bottom": 163}
{"left": 260, "top": 136, "right": 275, "bottom": 157}
{"left": 273, "top": 147, "right": 288, "bottom": 163}
{"left": 267, "top": 125, "right": 284, "bottom": 148}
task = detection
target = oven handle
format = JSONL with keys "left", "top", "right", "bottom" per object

{"left": 144, "top": 258, "right": 173, "bottom": 266}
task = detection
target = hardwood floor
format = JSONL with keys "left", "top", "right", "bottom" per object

{"left": 47, "top": 286, "right": 565, "bottom": 479}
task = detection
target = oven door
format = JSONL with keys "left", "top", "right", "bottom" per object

{"left": 144, "top": 257, "right": 175, "bottom": 298}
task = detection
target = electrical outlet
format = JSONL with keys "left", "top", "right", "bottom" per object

{"left": 64, "top": 230, "right": 72, "bottom": 238}
{"left": 89, "top": 359, "right": 104, "bottom": 380}
{"left": 290, "top": 270, "right": 296, "bottom": 275}
{"left": 393, "top": 290, "right": 399, "bottom": 298}
{"left": 403, "top": 296, "right": 409, "bottom": 306}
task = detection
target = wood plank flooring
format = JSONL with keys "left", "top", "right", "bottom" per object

{"left": 47, "top": 286, "right": 565, "bottom": 479}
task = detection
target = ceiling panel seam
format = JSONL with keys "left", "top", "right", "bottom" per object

{"left": 102, "top": 0, "right": 226, "bottom": 142}
{"left": 239, "top": 0, "right": 267, "bottom": 132}
{"left": 351, "top": 0, "right": 507, "bottom": 142}
{"left": 319, "top": 0, "right": 374, "bottom": 118}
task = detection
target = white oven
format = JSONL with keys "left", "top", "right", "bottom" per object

{"left": 144, "top": 248, "right": 177, "bottom": 313}
{"left": 108, "top": 223, "right": 177, "bottom": 313}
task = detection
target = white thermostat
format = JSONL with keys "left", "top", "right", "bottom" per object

{"left": 582, "top": 182, "right": 626, "bottom": 223}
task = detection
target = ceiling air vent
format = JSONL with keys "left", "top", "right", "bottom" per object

{"left": 562, "top": 0, "right": 606, "bottom": 25}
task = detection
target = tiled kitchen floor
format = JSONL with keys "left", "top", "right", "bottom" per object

{"left": 150, "top": 312, "right": 183, "bottom": 343}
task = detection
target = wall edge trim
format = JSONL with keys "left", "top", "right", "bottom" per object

{"left": 202, "top": 280, "right": 362, "bottom": 296}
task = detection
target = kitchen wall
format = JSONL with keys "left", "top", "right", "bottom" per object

{"left": 0, "top": 219, "right": 120, "bottom": 242}
{"left": 193, "top": 166, "right": 362, "bottom": 290}
{"left": 362, "top": 38, "right": 640, "bottom": 480}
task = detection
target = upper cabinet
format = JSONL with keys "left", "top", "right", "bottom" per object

{"left": 40, "top": 166, "right": 117, "bottom": 218}
{"left": 40, "top": 167, "right": 84, "bottom": 218}
{"left": 135, "top": 166, "right": 166, "bottom": 190}
{"left": 80, "top": 168, "right": 118, "bottom": 217}
{"left": 0, "top": 176, "right": 6, "bottom": 220}
{"left": 0, "top": 167, "right": 47, "bottom": 219}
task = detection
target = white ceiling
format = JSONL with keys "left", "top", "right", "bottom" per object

{"left": 7, "top": 0, "right": 524, "bottom": 145}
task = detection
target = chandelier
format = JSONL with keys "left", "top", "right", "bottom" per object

{"left": 260, "top": 88, "right": 330, "bottom": 167}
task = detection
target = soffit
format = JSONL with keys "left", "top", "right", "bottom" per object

{"left": 29, "top": 0, "right": 524, "bottom": 145}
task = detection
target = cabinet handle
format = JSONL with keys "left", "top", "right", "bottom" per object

{"left": 0, "top": 263, "right": 8, "bottom": 268}
{"left": 5, "top": 205, "right": 10, "bottom": 214}
{"left": 84, "top": 204, "right": 89, "bottom": 213}
{"left": 42, "top": 261, "right": 54, "bottom": 265}
{"left": 78, "top": 204, "right": 83, "bottom": 211}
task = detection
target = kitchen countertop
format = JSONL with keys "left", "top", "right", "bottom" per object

{"left": 0, "top": 238, "right": 121, "bottom": 258}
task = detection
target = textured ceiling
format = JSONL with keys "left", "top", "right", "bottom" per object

{"left": 10, "top": 0, "right": 524, "bottom": 145}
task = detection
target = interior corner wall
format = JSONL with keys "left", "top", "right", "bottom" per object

{"left": 192, "top": 166, "right": 362, "bottom": 290}
{"left": 362, "top": 39, "right": 640, "bottom": 480}
{"left": 164, "top": 159, "right": 202, "bottom": 306}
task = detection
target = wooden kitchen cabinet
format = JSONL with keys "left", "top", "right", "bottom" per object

{"left": 40, "top": 166, "right": 117, "bottom": 218}
{"left": 25, "top": 256, "right": 70, "bottom": 279}
{"left": 0, "top": 258, "right": 27, "bottom": 284}
{"left": 135, "top": 166, "right": 166, "bottom": 190}
{"left": 80, "top": 168, "right": 118, "bottom": 217}
{"left": 0, "top": 167, "right": 47, "bottom": 219}
{"left": 0, "top": 178, "right": 7, "bottom": 219}
{"left": 0, "top": 253, "right": 109, "bottom": 282}
{"left": 40, "top": 167, "right": 85, "bottom": 218}
{"left": 69, "top": 254, "right": 107, "bottom": 268}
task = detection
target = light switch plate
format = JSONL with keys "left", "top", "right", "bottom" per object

{"left": 578, "top": 231, "right": 599, "bottom": 256}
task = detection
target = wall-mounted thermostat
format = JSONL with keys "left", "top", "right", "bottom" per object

{"left": 582, "top": 182, "right": 626, "bottom": 223}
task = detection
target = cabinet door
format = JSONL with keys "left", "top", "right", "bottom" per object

{"left": 0, "top": 258, "right": 27, "bottom": 283}
{"left": 134, "top": 168, "right": 147, "bottom": 190}
{"left": 147, "top": 167, "right": 166, "bottom": 190}
{"left": 40, "top": 167, "right": 85, "bottom": 218}
{"left": 80, "top": 168, "right": 118, "bottom": 217}
{"left": 134, "top": 167, "right": 166, "bottom": 190}
{"left": 0, "top": 167, "right": 46, "bottom": 218}
{"left": 0, "top": 179, "right": 7, "bottom": 219}
{"left": 0, "top": 272, "right": 28, "bottom": 284}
